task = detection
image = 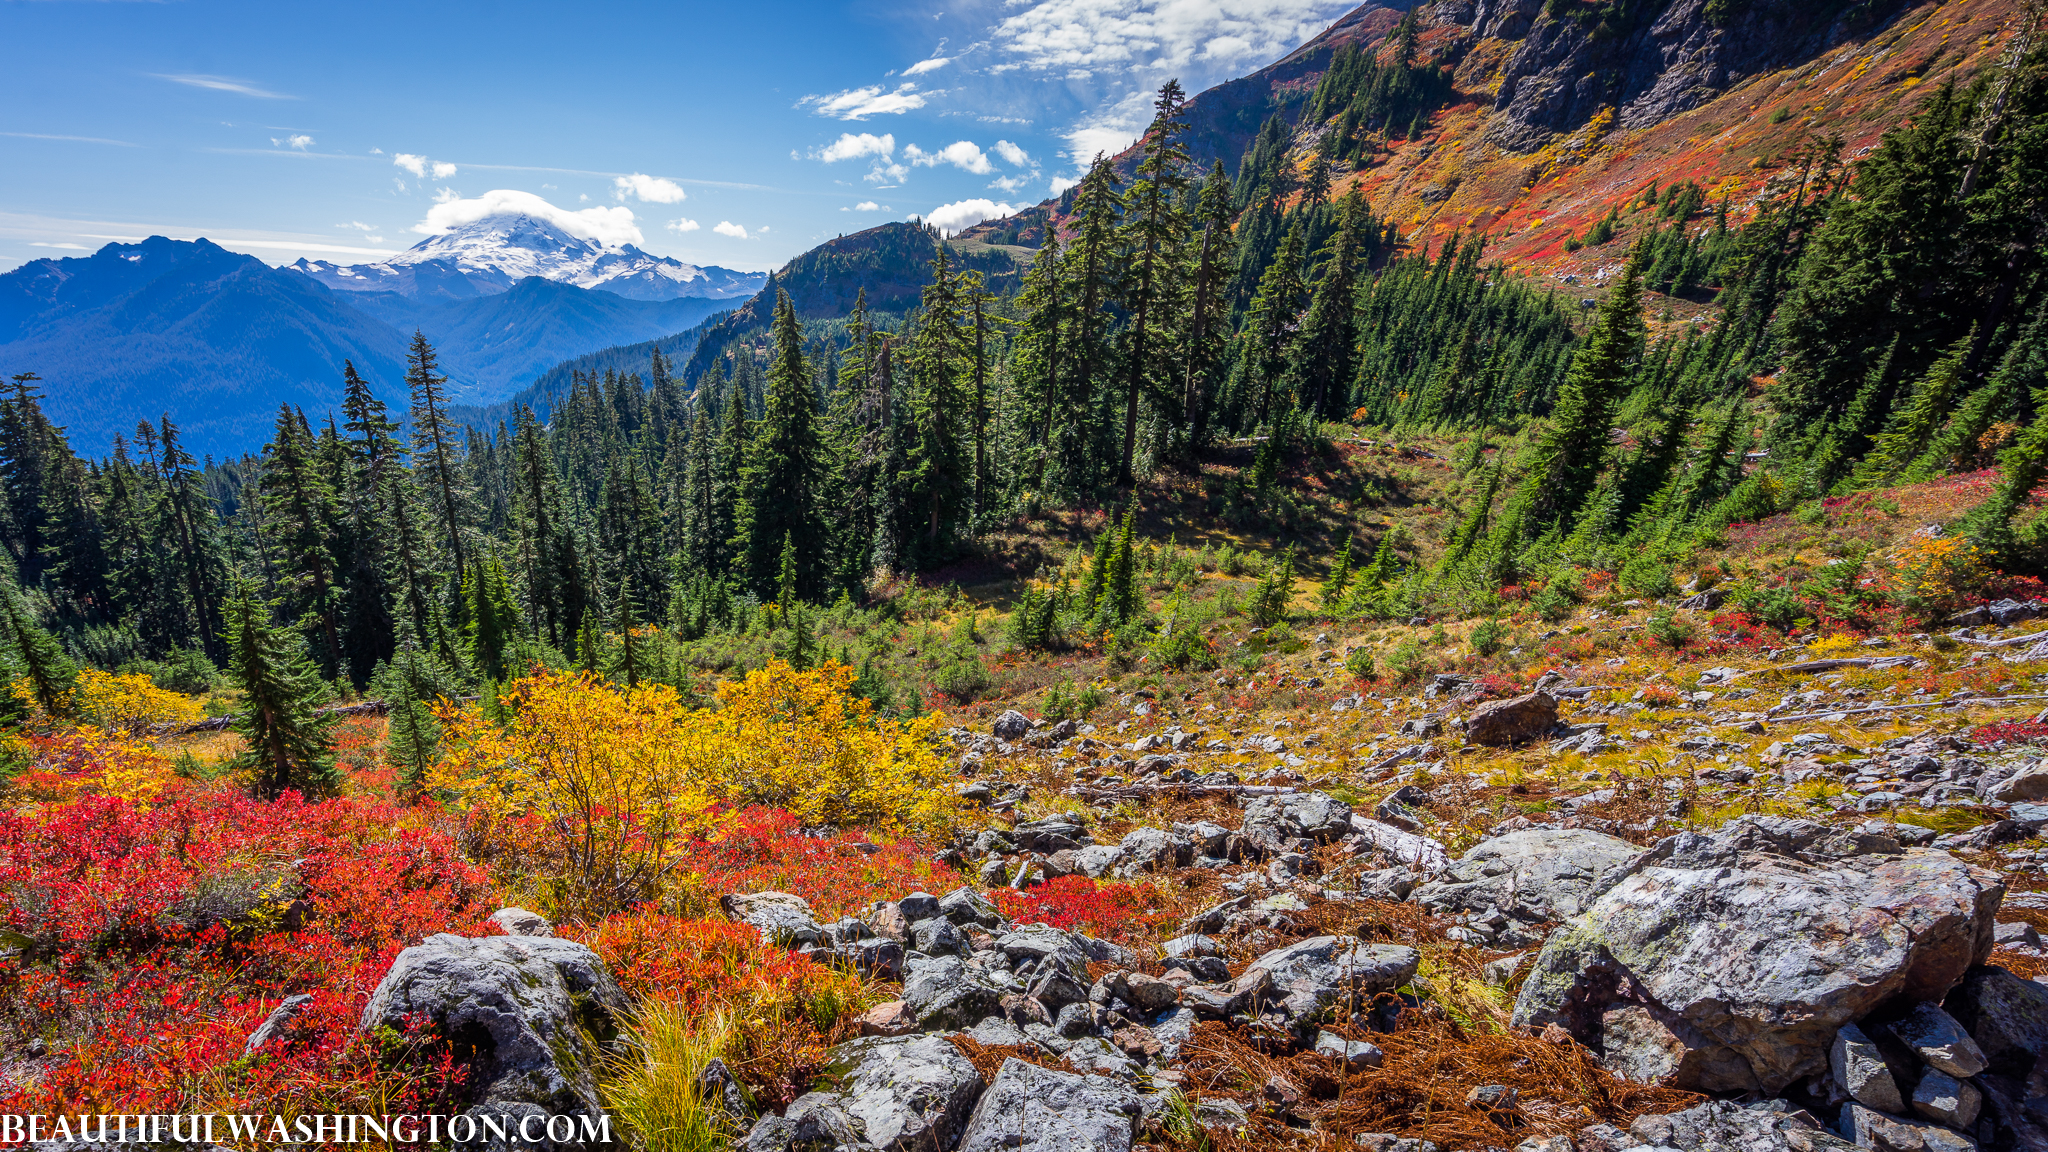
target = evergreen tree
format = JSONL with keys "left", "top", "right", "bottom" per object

{"left": 1114, "top": 80, "right": 1191, "bottom": 485}
{"left": 406, "top": 331, "right": 470, "bottom": 580}
{"left": 225, "top": 581, "right": 339, "bottom": 800}
{"left": 1320, "top": 533, "right": 1354, "bottom": 608}
{"left": 1250, "top": 545, "right": 1296, "bottom": 626}
{"left": 464, "top": 555, "right": 521, "bottom": 681}
{"left": 900, "top": 249, "right": 972, "bottom": 562}
{"left": 737, "top": 290, "right": 828, "bottom": 595}
{"left": 0, "top": 573, "right": 74, "bottom": 718}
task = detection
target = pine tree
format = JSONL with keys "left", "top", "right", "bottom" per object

{"left": 900, "top": 248, "right": 972, "bottom": 562}
{"left": 1114, "top": 80, "right": 1190, "bottom": 485}
{"left": 464, "top": 556, "right": 521, "bottom": 681}
{"left": 406, "top": 331, "right": 470, "bottom": 581}
{"left": 1292, "top": 189, "right": 1371, "bottom": 421}
{"left": 1320, "top": 533, "right": 1354, "bottom": 608}
{"left": 0, "top": 574, "right": 73, "bottom": 718}
{"left": 1251, "top": 546, "right": 1296, "bottom": 627}
{"left": 736, "top": 290, "right": 828, "bottom": 595}
{"left": 1853, "top": 330, "right": 1977, "bottom": 488}
{"left": 1239, "top": 218, "right": 1311, "bottom": 429}
{"left": 1181, "top": 164, "right": 1238, "bottom": 447}
{"left": 1098, "top": 507, "right": 1139, "bottom": 626}
{"left": 1513, "top": 240, "right": 1648, "bottom": 528}
{"left": 225, "top": 581, "right": 339, "bottom": 800}
{"left": 257, "top": 404, "right": 346, "bottom": 676}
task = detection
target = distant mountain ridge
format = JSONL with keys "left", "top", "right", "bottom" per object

{"left": 0, "top": 233, "right": 736, "bottom": 455}
{"left": 290, "top": 214, "right": 764, "bottom": 302}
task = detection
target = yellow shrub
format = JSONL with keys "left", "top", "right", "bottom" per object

{"left": 1892, "top": 535, "right": 1987, "bottom": 615}
{"left": 73, "top": 669, "right": 205, "bottom": 736}
{"left": 1807, "top": 633, "right": 1860, "bottom": 658}
{"left": 430, "top": 662, "right": 960, "bottom": 920}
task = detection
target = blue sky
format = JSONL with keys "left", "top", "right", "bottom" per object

{"left": 0, "top": 0, "right": 1358, "bottom": 275}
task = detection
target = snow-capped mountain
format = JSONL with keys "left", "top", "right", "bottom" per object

{"left": 290, "top": 214, "right": 764, "bottom": 302}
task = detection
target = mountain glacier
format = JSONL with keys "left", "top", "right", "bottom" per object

{"left": 290, "top": 213, "right": 764, "bottom": 302}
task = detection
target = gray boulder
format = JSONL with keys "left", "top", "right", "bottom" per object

{"left": 955, "top": 1057, "right": 1142, "bottom": 1152}
{"left": 992, "top": 710, "right": 1032, "bottom": 740}
{"left": 721, "top": 891, "right": 824, "bottom": 947}
{"left": 902, "top": 956, "right": 1006, "bottom": 1032}
{"left": 1888, "top": 1003, "right": 1989, "bottom": 1078}
{"left": 1239, "top": 791, "right": 1354, "bottom": 856}
{"left": 1313, "top": 1030, "right": 1385, "bottom": 1070}
{"left": 487, "top": 907, "right": 553, "bottom": 937}
{"left": 1940, "top": 963, "right": 2048, "bottom": 1075}
{"left": 1628, "top": 1100, "right": 1856, "bottom": 1150}
{"left": 819, "top": 1034, "right": 985, "bottom": 1150}
{"left": 1513, "top": 816, "right": 2004, "bottom": 1093}
{"left": 1116, "top": 827, "right": 1191, "bottom": 873}
{"left": 996, "top": 924, "right": 1092, "bottom": 982}
{"left": 1831, "top": 1022, "right": 1904, "bottom": 1114}
{"left": 744, "top": 1092, "right": 864, "bottom": 1151}
{"left": 1837, "top": 1103, "right": 1980, "bottom": 1151}
{"left": 1413, "top": 828, "right": 1642, "bottom": 944}
{"left": 359, "top": 933, "right": 626, "bottom": 1134}
{"left": 1242, "top": 936, "right": 1419, "bottom": 1033}
{"left": 244, "top": 992, "right": 314, "bottom": 1056}
{"left": 938, "top": 886, "right": 1003, "bottom": 929}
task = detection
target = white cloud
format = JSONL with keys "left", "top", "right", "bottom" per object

{"left": 855, "top": 200, "right": 881, "bottom": 210}
{"left": 392, "top": 177, "right": 408, "bottom": 193}
{"left": 903, "top": 57, "right": 950, "bottom": 75}
{"left": 907, "top": 140, "right": 994, "bottom": 175}
{"left": 415, "top": 188, "right": 645, "bottom": 247}
{"left": 989, "top": 1, "right": 1354, "bottom": 75}
{"left": 667, "top": 218, "right": 701, "bottom": 232}
{"left": 993, "top": 139, "right": 1032, "bottom": 167}
{"left": 370, "top": 147, "right": 384, "bottom": 154}
{"left": 814, "top": 132, "right": 896, "bottom": 163}
{"left": 865, "top": 160, "right": 909, "bottom": 186}
{"left": 759, "top": 226, "right": 771, "bottom": 233}
{"left": 614, "top": 173, "right": 687, "bottom": 203}
{"left": 917, "top": 198, "right": 1016, "bottom": 235}
{"left": 282, "top": 134, "right": 313, "bottom": 150}
{"left": 987, "top": 175, "right": 1029, "bottom": 193}
{"left": 714, "top": 221, "right": 750, "bottom": 239}
{"left": 1049, "top": 174, "right": 1079, "bottom": 195}
{"left": 339, "top": 221, "right": 377, "bottom": 231}
{"left": 801, "top": 83, "right": 932, "bottom": 120}
{"left": 153, "top": 73, "right": 295, "bottom": 99}
{"left": 30, "top": 242, "right": 89, "bottom": 250}
{"left": 393, "top": 153, "right": 428, "bottom": 177}
{"left": 431, "top": 160, "right": 457, "bottom": 179}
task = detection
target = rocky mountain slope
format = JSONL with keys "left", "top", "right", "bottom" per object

{"left": 290, "top": 212, "right": 763, "bottom": 302}
{"left": 961, "top": 0, "right": 2028, "bottom": 281}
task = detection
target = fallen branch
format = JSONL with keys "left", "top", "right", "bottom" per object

{"left": 1949, "top": 629, "right": 2048, "bottom": 650}
{"left": 1727, "top": 656, "right": 1917, "bottom": 681}
{"left": 1757, "top": 693, "right": 2048, "bottom": 725}
{"left": 1064, "top": 783, "right": 1304, "bottom": 800}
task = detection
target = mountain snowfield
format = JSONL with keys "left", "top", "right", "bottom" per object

{"left": 290, "top": 214, "right": 764, "bottom": 302}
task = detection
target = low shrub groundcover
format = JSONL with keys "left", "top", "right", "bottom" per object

{"left": 0, "top": 663, "right": 982, "bottom": 1131}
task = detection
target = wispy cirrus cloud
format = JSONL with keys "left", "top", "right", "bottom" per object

{"left": 0, "top": 132, "right": 137, "bottom": 147}
{"left": 152, "top": 72, "right": 296, "bottom": 99}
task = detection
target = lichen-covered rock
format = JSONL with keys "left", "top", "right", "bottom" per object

{"left": 721, "top": 891, "right": 823, "bottom": 947}
{"left": 991, "top": 710, "right": 1031, "bottom": 740}
{"left": 820, "top": 1034, "right": 986, "bottom": 1150}
{"left": 359, "top": 933, "right": 627, "bottom": 1141}
{"left": 1830, "top": 1022, "right": 1903, "bottom": 1114}
{"left": 1888, "top": 1003, "right": 1989, "bottom": 1078}
{"left": 996, "top": 924, "right": 1092, "bottom": 983}
{"left": 1512, "top": 816, "right": 2003, "bottom": 1094}
{"left": 1241, "top": 936, "right": 1418, "bottom": 1034}
{"left": 486, "top": 907, "right": 552, "bottom": 937}
{"left": 1413, "top": 828, "right": 1641, "bottom": 943}
{"left": 955, "top": 1057, "right": 1143, "bottom": 1152}
{"left": 902, "top": 956, "right": 1006, "bottom": 1032}
{"left": 1837, "top": 1103, "right": 1980, "bottom": 1151}
{"left": 1238, "top": 791, "right": 1354, "bottom": 856}
{"left": 1628, "top": 1099, "right": 1857, "bottom": 1151}
{"left": 1941, "top": 963, "right": 2048, "bottom": 1075}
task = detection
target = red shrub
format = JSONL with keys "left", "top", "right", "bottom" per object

{"left": 989, "top": 876, "right": 1166, "bottom": 942}
{"left": 1969, "top": 721, "right": 2048, "bottom": 747}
